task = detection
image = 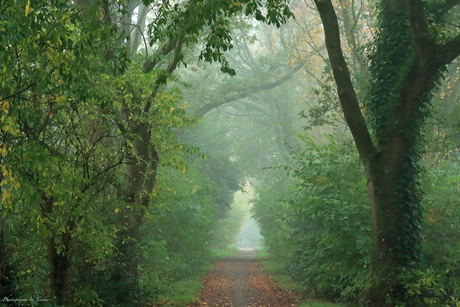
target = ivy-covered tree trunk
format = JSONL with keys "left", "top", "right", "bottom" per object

{"left": 363, "top": 151, "right": 424, "bottom": 306}
{"left": 313, "top": 0, "right": 460, "bottom": 305}
{"left": 359, "top": 4, "right": 426, "bottom": 305}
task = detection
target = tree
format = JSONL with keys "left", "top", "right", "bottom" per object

{"left": 180, "top": 18, "right": 306, "bottom": 172}
{"left": 2, "top": 0, "right": 296, "bottom": 304}
{"left": 313, "top": 0, "right": 460, "bottom": 305}
{"left": 65, "top": 0, "right": 294, "bottom": 302}
{"left": 0, "top": 1, "right": 126, "bottom": 303}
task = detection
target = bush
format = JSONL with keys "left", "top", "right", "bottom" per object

{"left": 254, "top": 133, "right": 460, "bottom": 305}
{"left": 254, "top": 134, "right": 372, "bottom": 300}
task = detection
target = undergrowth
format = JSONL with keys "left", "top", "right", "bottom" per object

{"left": 257, "top": 253, "right": 346, "bottom": 307}
{"left": 211, "top": 245, "right": 239, "bottom": 258}
{"left": 155, "top": 245, "right": 239, "bottom": 306}
{"left": 154, "top": 264, "right": 211, "bottom": 306}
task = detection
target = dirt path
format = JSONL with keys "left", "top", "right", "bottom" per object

{"left": 189, "top": 250, "right": 298, "bottom": 307}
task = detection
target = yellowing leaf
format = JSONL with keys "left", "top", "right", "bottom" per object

{"left": 115, "top": 208, "right": 119, "bottom": 213}
{"left": 56, "top": 96, "right": 64, "bottom": 104}
{"left": 2, "top": 190, "right": 11, "bottom": 203}
{"left": 25, "top": 1, "right": 31, "bottom": 16}
{"left": 1, "top": 99, "right": 10, "bottom": 109}
{"left": 12, "top": 180, "right": 20, "bottom": 190}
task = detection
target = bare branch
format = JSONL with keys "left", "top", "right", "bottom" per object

{"left": 438, "top": 33, "right": 460, "bottom": 65}
{"left": 129, "top": 4, "right": 149, "bottom": 58}
{"left": 407, "top": 0, "right": 460, "bottom": 66}
{"left": 143, "top": 37, "right": 179, "bottom": 73}
{"left": 121, "top": 22, "right": 149, "bottom": 57}
{"left": 407, "top": 0, "right": 434, "bottom": 60}
{"left": 142, "top": 33, "right": 186, "bottom": 114}
{"left": 338, "top": 0, "right": 366, "bottom": 71}
{"left": 314, "top": 0, "right": 376, "bottom": 164}
{"left": 166, "top": 33, "right": 185, "bottom": 74}
{"left": 110, "top": 109, "right": 127, "bottom": 134}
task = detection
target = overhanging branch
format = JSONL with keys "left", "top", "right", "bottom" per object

{"left": 194, "top": 64, "right": 303, "bottom": 117}
{"left": 142, "top": 33, "right": 186, "bottom": 114}
{"left": 447, "top": 0, "right": 460, "bottom": 10}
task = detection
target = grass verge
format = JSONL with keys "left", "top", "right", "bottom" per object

{"left": 300, "top": 302, "right": 347, "bottom": 307}
{"left": 256, "top": 253, "right": 346, "bottom": 307}
{"left": 155, "top": 246, "right": 239, "bottom": 306}
{"left": 211, "top": 244, "right": 239, "bottom": 258}
{"left": 154, "top": 264, "right": 211, "bottom": 306}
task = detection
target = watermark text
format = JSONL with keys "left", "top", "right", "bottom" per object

{"left": 3, "top": 295, "right": 50, "bottom": 306}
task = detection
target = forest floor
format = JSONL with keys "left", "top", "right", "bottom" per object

{"left": 188, "top": 249, "right": 299, "bottom": 307}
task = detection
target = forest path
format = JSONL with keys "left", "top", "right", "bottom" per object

{"left": 189, "top": 250, "right": 298, "bottom": 307}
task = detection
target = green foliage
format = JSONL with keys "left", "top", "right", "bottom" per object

{"left": 365, "top": 4, "right": 414, "bottom": 146}
{"left": 212, "top": 191, "right": 250, "bottom": 249}
{"left": 145, "top": 0, "right": 293, "bottom": 75}
{"left": 4, "top": 0, "right": 459, "bottom": 306}
{"left": 137, "top": 164, "right": 215, "bottom": 291}
{"left": 253, "top": 133, "right": 372, "bottom": 301}
{"left": 405, "top": 157, "right": 460, "bottom": 306}
{"left": 259, "top": 253, "right": 346, "bottom": 307}
{"left": 155, "top": 274, "right": 206, "bottom": 306}
{"left": 195, "top": 155, "right": 243, "bottom": 219}
{"left": 254, "top": 129, "right": 460, "bottom": 305}
{"left": 300, "top": 301, "right": 346, "bottom": 307}
{"left": 363, "top": 1, "right": 446, "bottom": 271}
{"left": 251, "top": 167, "right": 297, "bottom": 261}
{"left": 212, "top": 245, "right": 240, "bottom": 258}
{"left": 0, "top": 0, "right": 125, "bottom": 303}
{"left": 260, "top": 259, "right": 305, "bottom": 294}
{"left": 286, "top": 135, "right": 371, "bottom": 300}
{"left": 0, "top": 0, "right": 265, "bottom": 303}
{"left": 301, "top": 0, "right": 459, "bottom": 305}
{"left": 226, "top": 244, "right": 240, "bottom": 251}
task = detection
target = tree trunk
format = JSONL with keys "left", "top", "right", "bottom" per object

{"left": 41, "top": 196, "right": 73, "bottom": 305}
{"left": 0, "top": 176, "right": 13, "bottom": 299}
{"left": 362, "top": 153, "right": 409, "bottom": 307}
{"left": 113, "top": 218, "right": 141, "bottom": 305}
{"left": 113, "top": 122, "right": 159, "bottom": 305}
{"left": 49, "top": 236, "right": 71, "bottom": 305}
{"left": 313, "top": 0, "right": 460, "bottom": 305}
{"left": 0, "top": 216, "right": 14, "bottom": 300}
